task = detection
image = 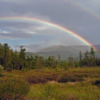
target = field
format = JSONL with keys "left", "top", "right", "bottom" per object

{"left": 0, "top": 67, "right": 100, "bottom": 100}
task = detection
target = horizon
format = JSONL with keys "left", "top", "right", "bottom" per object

{"left": 4, "top": 43, "right": 99, "bottom": 52}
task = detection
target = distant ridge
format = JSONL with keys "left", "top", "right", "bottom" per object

{"left": 25, "top": 45, "right": 99, "bottom": 60}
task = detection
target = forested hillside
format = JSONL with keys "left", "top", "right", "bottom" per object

{"left": 34, "top": 45, "right": 100, "bottom": 60}
{"left": 0, "top": 43, "right": 100, "bottom": 71}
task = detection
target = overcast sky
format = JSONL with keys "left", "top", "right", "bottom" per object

{"left": 0, "top": 0, "right": 100, "bottom": 52}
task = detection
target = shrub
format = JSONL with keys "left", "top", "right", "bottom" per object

{"left": 94, "top": 79, "right": 100, "bottom": 86}
{"left": 0, "top": 65, "right": 4, "bottom": 76}
{"left": 44, "top": 73, "right": 58, "bottom": 81}
{"left": 0, "top": 78, "right": 30, "bottom": 100}
{"left": 26, "top": 72, "right": 59, "bottom": 84}
{"left": 58, "top": 76, "right": 69, "bottom": 83}
{"left": 58, "top": 74, "right": 83, "bottom": 83}
{"left": 27, "top": 76, "right": 47, "bottom": 84}
{"left": 75, "top": 73, "right": 88, "bottom": 77}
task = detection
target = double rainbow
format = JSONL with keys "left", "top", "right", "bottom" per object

{"left": 0, "top": 16, "right": 98, "bottom": 53}
{"left": 68, "top": 0, "right": 100, "bottom": 21}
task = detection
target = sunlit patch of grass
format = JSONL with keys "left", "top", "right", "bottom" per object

{"left": 26, "top": 81, "right": 100, "bottom": 100}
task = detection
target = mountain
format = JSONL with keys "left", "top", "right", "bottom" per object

{"left": 26, "top": 45, "right": 100, "bottom": 60}
{"left": 35, "top": 45, "right": 90, "bottom": 53}
{"left": 35, "top": 45, "right": 98, "bottom": 60}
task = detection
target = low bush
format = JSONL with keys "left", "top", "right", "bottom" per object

{"left": 58, "top": 76, "right": 69, "bottom": 83}
{"left": 44, "top": 73, "right": 58, "bottom": 81}
{"left": 75, "top": 73, "right": 88, "bottom": 77}
{"left": 0, "top": 65, "right": 4, "bottom": 76}
{"left": 27, "top": 76, "right": 47, "bottom": 84}
{"left": 58, "top": 74, "right": 83, "bottom": 83}
{"left": 94, "top": 79, "right": 100, "bottom": 86}
{"left": 0, "top": 78, "right": 30, "bottom": 100}
{"left": 26, "top": 72, "right": 58, "bottom": 84}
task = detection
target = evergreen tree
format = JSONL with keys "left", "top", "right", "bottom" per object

{"left": 19, "top": 46, "right": 26, "bottom": 70}
{"left": 84, "top": 50, "right": 89, "bottom": 67}
{"left": 3, "top": 43, "right": 10, "bottom": 70}
{"left": 13, "top": 50, "right": 19, "bottom": 70}
{"left": 79, "top": 51, "right": 83, "bottom": 67}
{"left": 58, "top": 54, "right": 60, "bottom": 63}
{"left": 90, "top": 47, "right": 95, "bottom": 67}
{"left": 38, "top": 56, "right": 43, "bottom": 72}
{"left": 68, "top": 56, "right": 73, "bottom": 67}
{"left": 0, "top": 43, "right": 4, "bottom": 66}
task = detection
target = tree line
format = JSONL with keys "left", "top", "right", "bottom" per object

{"left": 0, "top": 43, "right": 100, "bottom": 71}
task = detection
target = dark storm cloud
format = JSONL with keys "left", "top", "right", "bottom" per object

{"left": 0, "top": 0, "right": 100, "bottom": 51}
{"left": 0, "top": 0, "right": 100, "bottom": 29}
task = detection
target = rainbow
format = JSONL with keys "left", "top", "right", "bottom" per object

{"left": 0, "top": 16, "right": 98, "bottom": 53}
{"left": 68, "top": 1, "right": 100, "bottom": 21}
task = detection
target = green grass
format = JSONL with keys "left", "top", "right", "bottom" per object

{"left": 26, "top": 82, "right": 100, "bottom": 100}
{"left": 0, "top": 67, "right": 100, "bottom": 100}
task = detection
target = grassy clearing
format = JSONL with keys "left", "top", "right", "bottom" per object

{"left": 26, "top": 82, "right": 100, "bottom": 100}
{"left": 0, "top": 67, "right": 100, "bottom": 100}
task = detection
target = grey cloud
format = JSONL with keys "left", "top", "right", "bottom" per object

{"left": 0, "top": 0, "right": 100, "bottom": 51}
{"left": 0, "top": 0, "right": 28, "bottom": 3}
{"left": 0, "top": 30, "right": 33, "bottom": 39}
{"left": 0, "top": 0, "right": 100, "bottom": 29}
{"left": 23, "top": 45, "right": 45, "bottom": 52}
{"left": 15, "top": 44, "right": 50, "bottom": 52}
{"left": 0, "top": 20, "right": 64, "bottom": 37}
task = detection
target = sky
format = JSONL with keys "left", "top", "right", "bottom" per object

{"left": 0, "top": 0, "right": 100, "bottom": 52}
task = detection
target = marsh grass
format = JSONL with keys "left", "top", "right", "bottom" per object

{"left": 0, "top": 67, "right": 100, "bottom": 100}
{"left": 26, "top": 81, "right": 100, "bottom": 100}
{"left": 0, "top": 78, "right": 30, "bottom": 100}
